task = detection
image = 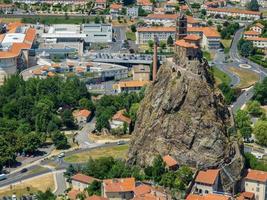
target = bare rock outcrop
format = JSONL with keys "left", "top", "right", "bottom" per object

{"left": 127, "top": 59, "right": 244, "bottom": 192}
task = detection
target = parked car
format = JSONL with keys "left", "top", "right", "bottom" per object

{"left": 58, "top": 152, "right": 65, "bottom": 158}
{"left": 0, "top": 174, "right": 7, "bottom": 181}
{"left": 20, "top": 168, "right": 28, "bottom": 173}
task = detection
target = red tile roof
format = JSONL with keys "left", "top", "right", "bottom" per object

{"left": 68, "top": 189, "right": 81, "bottom": 200}
{"left": 110, "top": 3, "right": 122, "bottom": 10}
{"left": 138, "top": 27, "right": 176, "bottom": 32}
{"left": 188, "top": 27, "right": 220, "bottom": 38}
{"left": 195, "top": 169, "right": 219, "bottom": 185}
{"left": 137, "top": 0, "right": 153, "bottom": 6}
{"left": 175, "top": 39, "right": 198, "bottom": 48}
{"left": 71, "top": 173, "right": 97, "bottom": 184}
{"left": 244, "top": 30, "right": 260, "bottom": 35}
{"left": 162, "top": 155, "right": 178, "bottom": 167}
{"left": 146, "top": 13, "right": 179, "bottom": 19}
{"left": 134, "top": 185, "right": 152, "bottom": 196}
{"left": 184, "top": 34, "right": 201, "bottom": 41}
{"left": 115, "top": 80, "right": 150, "bottom": 88}
{"left": 86, "top": 195, "right": 108, "bottom": 200}
{"left": 186, "top": 194, "right": 230, "bottom": 200}
{"left": 254, "top": 22, "right": 264, "bottom": 29}
{"left": 103, "top": 177, "right": 135, "bottom": 193}
{"left": 245, "top": 169, "right": 267, "bottom": 183}
{"left": 73, "top": 109, "right": 92, "bottom": 118}
{"left": 246, "top": 37, "right": 267, "bottom": 41}
{"left": 239, "top": 192, "right": 255, "bottom": 199}
{"left": 112, "top": 109, "right": 131, "bottom": 124}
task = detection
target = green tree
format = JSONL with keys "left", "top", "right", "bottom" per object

{"left": 87, "top": 180, "right": 102, "bottom": 196}
{"left": 51, "top": 131, "right": 69, "bottom": 149}
{"left": 167, "top": 35, "right": 174, "bottom": 46}
{"left": 152, "top": 155, "right": 165, "bottom": 182}
{"left": 207, "top": 20, "right": 213, "bottom": 26}
{"left": 36, "top": 189, "right": 56, "bottom": 200}
{"left": 159, "top": 41, "right": 166, "bottom": 49}
{"left": 129, "top": 103, "right": 139, "bottom": 124}
{"left": 148, "top": 40, "right": 154, "bottom": 49}
{"left": 95, "top": 112, "right": 110, "bottom": 131}
{"left": 235, "top": 109, "right": 251, "bottom": 129}
{"left": 79, "top": 98, "right": 95, "bottom": 111}
{"left": 176, "top": 166, "right": 193, "bottom": 185}
{"left": 254, "top": 120, "right": 267, "bottom": 146}
{"left": 254, "top": 77, "right": 267, "bottom": 105}
{"left": 247, "top": 100, "right": 264, "bottom": 117}
{"left": 131, "top": 25, "right": 137, "bottom": 33}
{"left": 76, "top": 193, "right": 86, "bottom": 200}
{"left": 94, "top": 15, "right": 100, "bottom": 24}
{"left": 247, "top": 0, "right": 260, "bottom": 11}
{"left": 22, "top": 132, "right": 43, "bottom": 154}
{"left": 61, "top": 109, "right": 76, "bottom": 129}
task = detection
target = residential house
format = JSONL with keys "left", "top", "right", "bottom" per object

{"left": 250, "top": 23, "right": 265, "bottom": 34}
{"left": 246, "top": 37, "right": 267, "bottom": 49}
{"left": 68, "top": 189, "right": 83, "bottom": 200}
{"left": 102, "top": 177, "right": 135, "bottom": 200}
{"left": 186, "top": 193, "right": 231, "bottom": 200}
{"left": 187, "top": 16, "right": 200, "bottom": 27}
{"left": 136, "top": 27, "right": 175, "bottom": 44}
{"left": 86, "top": 195, "right": 109, "bottom": 200}
{"left": 162, "top": 155, "right": 179, "bottom": 171}
{"left": 164, "top": 1, "right": 177, "bottom": 13}
{"left": 71, "top": 173, "right": 98, "bottom": 191}
{"left": 154, "top": 7, "right": 165, "bottom": 14}
{"left": 110, "top": 3, "right": 123, "bottom": 16}
{"left": 137, "top": 0, "right": 154, "bottom": 12}
{"left": 244, "top": 169, "right": 267, "bottom": 200}
{"left": 206, "top": 8, "right": 262, "bottom": 20}
{"left": 192, "top": 169, "right": 220, "bottom": 195}
{"left": 110, "top": 109, "right": 131, "bottom": 131}
{"left": 127, "top": 7, "right": 139, "bottom": 18}
{"left": 201, "top": 0, "right": 227, "bottom": 9}
{"left": 244, "top": 30, "right": 260, "bottom": 38}
{"left": 133, "top": 184, "right": 168, "bottom": 200}
{"left": 73, "top": 109, "right": 92, "bottom": 125}
{"left": 145, "top": 14, "right": 179, "bottom": 26}
{"left": 113, "top": 80, "right": 150, "bottom": 93}
{"left": 94, "top": 0, "right": 107, "bottom": 10}
{"left": 132, "top": 65, "right": 150, "bottom": 81}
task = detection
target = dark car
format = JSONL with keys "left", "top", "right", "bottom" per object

{"left": 20, "top": 168, "right": 28, "bottom": 173}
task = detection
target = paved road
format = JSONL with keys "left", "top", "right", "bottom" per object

{"left": 214, "top": 27, "right": 267, "bottom": 113}
{"left": 54, "top": 171, "right": 67, "bottom": 195}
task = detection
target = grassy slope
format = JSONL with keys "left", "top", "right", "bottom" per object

{"left": 210, "top": 66, "right": 231, "bottom": 86}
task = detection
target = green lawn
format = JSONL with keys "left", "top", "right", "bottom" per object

{"left": 126, "top": 31, "right": 136, "bottom": 41}
{"left": 210, "top": 66, "right": 231, "bottom": 86}
{"left": 64, "top": 144, "right": 129, "bottom": 163}
{"left": 203, "top": 51, "right": 212, "bottom": 61}
{"left": 220, "top": 39, "right": 232, "bottom": 49}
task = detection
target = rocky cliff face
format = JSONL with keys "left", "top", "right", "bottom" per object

{"left": 127, "top": 59, "right": 244, "bottom": 191}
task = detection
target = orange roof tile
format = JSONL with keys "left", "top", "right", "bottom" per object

{"left": 32, "top": 69, "right": 42, "bottom": 75}
{"left": 41, "top": 65, "right": 49, "bottom": 71}
{"left": 138, "top": 26, "right": 176, "bottom": 32}
{"left": 0, "top": 34, "right": 5, "bottom": 42}
{"left": 112, "top": 109, "right": 131, "bottom": 124}
{"left": 103, "top": 177, "right": 135, "bottom": 193}
{"left": 73, "top": 109, "right": 92, "bottom": 118}
{"left": 95, "top": 0, "right": 106, "bottom": 3}
{"left": 186, "top": 194, "right": 230, "bottom": 200}
{"left": 24, "top": 28, "right": 36, "bottom": 44}
{"left": 134, "top": 185, "right": 152, "bottom": 196}
{"left": 188, "top": 27, "right": 220, "bottom": 38}
{"left": 246, "top": 37, "right": 267, "bottom": 41}
{"left": 7, "top": 22, "right": 23, "bottom": 33}
{"left": 68, "top": 189, "right": 81, "bottom": 200}
{"left": 245, "top": 169, "right": 267, "bottom": 183}
{"left": 180, "top": 4, "right": 189, "bottom": 10}
{"left": 207, "top": 7, "right": 261, "bottom": 15}
{"left": 184, "top": 34, "right": 201, "bottom": 41}
{"left": 137, "top": 0, "right": 153, "bottom": 6}
{"left": 72, "top": 173, "right": 97, "bottom": 184}
{"left": 239, "top": 192, "right": 255, "bottom": 199}
{"left": 47, "top": 71, "right": 55, "bottom": 77}
{"left": 76, "top": 66, "right": 85, "bottom": 73}
{"left": 116, "top": 80, "right": 150, "bottom": 88}
{"left": 244, "top": 30, "right": 260, "bottom": 35}
{"left": 163, "top": 155, "right": 178, "bottom": 167}
{"left": 187, "top": 15, "right": 200, "bottom": 24}
{"left": 175, "top": 39, "right": 198, "bottom": 48}
{"left": 146, "top": 13, "right": 179, "bottom": 19}
{"left": 51, "top": 63, "right": 61, "bottom": 68}
{"left": 195, "top": 169, "right": 219, "bottom": 185}
{"left": 86, "top": 195, "right": 108, "bottom": 200}
{"left": 133, "top": 194, "right": 158, "bottom": 200}
{"left": 110, "top": 3, "right": 122, "bottom": 10}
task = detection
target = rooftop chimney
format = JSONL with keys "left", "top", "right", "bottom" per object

{"left": 153, "top": 36, "right": 158, "bottom": 81}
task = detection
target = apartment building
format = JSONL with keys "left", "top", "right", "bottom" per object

{"left": 244, "top": 30, "right": 260, "bottom": 38}
{"left": 0, "top": 23, "right": 36, "bottom": 85}
{"left": 207, "top": 7, "right": 262, "bottom": 20}
{"left": 136, "top": 27, "right": 175, "bottom": 44}
{"left": 71, "top": 173, "right": 98, "bottom": 191}
{"left": 94, "top": 0, "right": 107, "bottom": 10}
{"left": 246, "top": 37, "right": 267, "bottom": 48}
{"left": 244, "top": 169, "right": 267, "bottom": 200}
{"left": 240, "top": 0, "right": 267, "bottom": 7}
{"left": 250, "top": 23, "right": 264, "bottom": 34}
{"left": 137, "top": 0, "right": 154, "bottom": 12}
{"left": 110, "top": 3, "right": 123, "bottom": 16}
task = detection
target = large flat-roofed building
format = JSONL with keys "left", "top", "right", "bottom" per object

{"left": 82, "top": 24, "right": 112, "bottom": 43}
{"left": 41, "top": 24, "right": 85, "bottom": 56}
{"left": 12, "top": 0, "right": 86, "bottom": 4}
{"left": 136, "top": 27, "right": 175, "bottom": 44}
{"left": 0, "top": 23, "right": 36, "bottom": 85}
{"left": 206, "top": 7, "right": 262, "bottom": 20}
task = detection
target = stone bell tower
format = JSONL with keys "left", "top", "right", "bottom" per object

{"left": 176, "top": 12, "right": 187, "bottom": 40}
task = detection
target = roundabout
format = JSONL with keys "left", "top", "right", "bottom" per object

{"left": 239, "top": 64, "right": 251, "bottom": 69}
